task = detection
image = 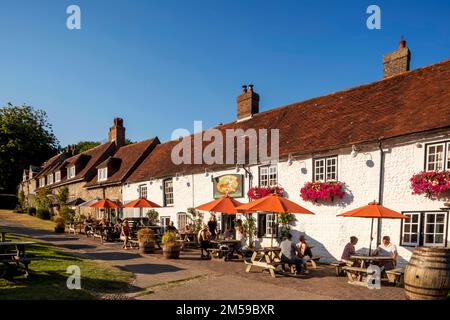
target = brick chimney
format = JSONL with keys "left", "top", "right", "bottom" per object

{"left": 237, "top": 84, "right": 259, "bottom": 121}
{"left": 383, "top": 37, "right": 411, "bottom": 78}
{"left": 108, "top": 118, "right": 126, "bottom": 147}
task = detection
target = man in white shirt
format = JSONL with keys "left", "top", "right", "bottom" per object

{"left": 373, "top": 236, "right": 398, "bottom": 269}
{"left": 279, "top": 233, "right": 306, "bottom": 275}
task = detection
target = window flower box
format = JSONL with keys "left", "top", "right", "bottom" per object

{"left": 410, "top": 170, "right": 450, "bottom": 199}
{"left": 300, "top": 181, "right": 345, "bottom": 203}
{"left": 247, "top": 186, "right": 284, "bottom": 200}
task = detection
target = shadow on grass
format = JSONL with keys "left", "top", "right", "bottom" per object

{"left": 59, "top": 244, "right": 98, "bottom": 250}
{"left": 0, "top": 270, "right": 138, "bottom": 300}
{"left": 117, "top": 263, "right": 185, "bottom": 275}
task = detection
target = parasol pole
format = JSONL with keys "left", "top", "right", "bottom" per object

{"left": 368, "top": 217, "right": 374, "bottom": 256}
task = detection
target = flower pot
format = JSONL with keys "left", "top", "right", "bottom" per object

{"left": 163, "top": 243, "right": 181, "bottom": 259}
{"left": 139, "top": 241, "right": 155, "bottom": 254}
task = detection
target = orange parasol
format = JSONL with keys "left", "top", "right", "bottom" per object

{"left": 236, "top": 194, "right": 314, "bottom": 246}
{"left": 236, "top": 194, "right": 314, "bottom": 215}
{"left": 89, "top": 198, "right": 121, "bottom": 209}
{"left": 337, "top": 201, "right": 408, "bottom": 254}
{"left": 195, "top": 195, "right": 243, "bottom": 214}
{"left": 123, "top": 198, "right": 161, "bottom": 208}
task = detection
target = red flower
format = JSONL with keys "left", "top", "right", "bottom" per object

{"left": 247, "top": 185, "right": 285, "bottom": 199}
{"left": 300, "top": 181, "right": 345, "bottom": 202}
{"left": 410, "top": 170, "right": 450, "bottom": 199}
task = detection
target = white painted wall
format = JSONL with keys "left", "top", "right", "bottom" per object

{"left": 122, "top": 132, "right": 450, "bottom": 266}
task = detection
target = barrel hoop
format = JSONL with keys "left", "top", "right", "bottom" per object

{"left": 406, "top": 262, "right": 450, "bottom": 271}
{"left": 404, "top": 288, "right": 449, "bottom": 298}
{"left": 404, "top": 282, "right": 450, "bottom": 291}
{"left": 411, "top": 253, "right": 450, "bottom": 258}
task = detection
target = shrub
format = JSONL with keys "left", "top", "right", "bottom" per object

{"left": 137, "top": 228, "right": 155, "bottom": 243}
{"left": 0, "top": 194, "right": 18, "bottom": 210}
{"left": 146, "top": 209, "right": 159, "bottom": 226}
{"left": 27, "top": 207, "right": 37, "bottom": 216}
{"left": 36, "top": 208, "right": 51, "bottom": 220}
{"left": 162, "top": 231, "right": 177, "bottom": 245}
{"left": 60, "top": 205, "right": 75, "bottom": 224}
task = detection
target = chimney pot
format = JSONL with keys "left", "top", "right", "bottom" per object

{"left": 108, "top": 117, "right": 126, "bottom": 147}
{"left": 237, "top": 84, "right": 259, "bottom": 121}
{"left": 242, "top": 85, "right": 248, "bottom": 93}
{"left": 383, "top": 37, "right": 411, "bottom": 78}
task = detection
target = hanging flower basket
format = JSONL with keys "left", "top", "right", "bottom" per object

{"left": 410, "top": 170, "right": 450, "bottom": 199}
{"left": 300, "top": 181, "right": 345, "bottom": 203}
{"left": 247, "top": 185, "right": 284, "bottom": 200}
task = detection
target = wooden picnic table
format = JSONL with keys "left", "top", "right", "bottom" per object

{"left": 244, "top": 247, "right": 282, "bottom": 278}
{"left": 344, "top": 255, "right": 395, "bottom": 286}
{"left": 0, "top": 241, "right": 37, "bottom": 278}
{"left": 210, "top": 239, "right": 241, "bottom": 261}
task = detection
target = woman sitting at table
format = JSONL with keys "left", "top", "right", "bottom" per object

{"left": 372, "top": 236, "right": 397, "bottom": 270}
{"left": 280, "top": 233, "right": 306, "bottom": 275}
{"left": 199, "top": 224, "right": 211, "bottom": 259}
{"left": 340, "top": 236, "right": 360, "bottom": 280}
{"left": 296, "top": 235, "right": 312, "bottom": 274}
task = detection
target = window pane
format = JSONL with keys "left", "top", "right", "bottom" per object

{"left": 404, "top": 224, "right": 411, "bottom": 233}
{"left": 435, "top": 234, "right": 444, "bottom": 244}
{"left": 412, "top": 215, "right": 419, "bottom": 223}
{"left": 436, "top": 224, "right": 444, "bottom": 234}
{"left": 427, "top": 214, "right": 435, "bottom": 223}
{"left": 426, "top": 234, "right": 434, "bottom": 243}
{"left": 436, "top": 214, "right": 445, "bottom": 223}
{"left": 411, "top": 234, "right": 418, "bottom": 243}
{"left": 403, "top": 234, "right": 410, "bottom": 243}
{"left": 426, "top": 224, "right": 435, "bottom": 233}
{"left": 411, "top": 224, "right": 418, "bottom": 233}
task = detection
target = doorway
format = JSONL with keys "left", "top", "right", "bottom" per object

{"left": 221, "top": 214, "right": 236, "bottom": 232}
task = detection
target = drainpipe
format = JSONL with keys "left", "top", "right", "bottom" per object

{"left": 377, "top": 140, "right": 385, "bottom": 248}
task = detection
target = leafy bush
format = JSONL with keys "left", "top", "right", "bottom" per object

{"left": 36, "top": 208, "right": 51, "bottom": 220}
{"left": 54, "top": 217, "right": 65, "bottom": 227}
{"left": 137, "top": 228, "right": 155, "bottom": 243}
{"left": 146, "top": 209, "right": 159, "bottom": 226}
{"left": 60, "top": 205, "right": 75, "bottom": 224}
{"left": 0, "top": 194, "right": 18, "bottom": 209}
{"left": 162, "top": 231, "right": 177, "bottom": 244}
{"left": 27, "top": 207, "right": 36, "bottom": 216}
{"left": 34, "top": 187, "right": 51, "bottom": 210}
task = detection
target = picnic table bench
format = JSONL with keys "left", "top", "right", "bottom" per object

{"left": 330, "top": 261, "right": 347, "bottom": 276}
{"left": 0, "top": 241, "right": 39, "bottom": 278}
{"left": 386, "top": 268, "right": 404, "bottom": 286}
{"left": 342, "top": 266, "right": 376, "bottom": 286}
{"left": 244, "top": 247, "right": 282, "bottom": 278}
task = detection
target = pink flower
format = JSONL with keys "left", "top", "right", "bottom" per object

{"left": 300, "top": 181, "right": 346, "bottom": 202}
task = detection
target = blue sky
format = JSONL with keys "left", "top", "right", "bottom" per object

{"left": 1, "top": 0, "right": 449, "bottom": 146}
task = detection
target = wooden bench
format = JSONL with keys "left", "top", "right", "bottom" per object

{"left": 307, "top": 256, "right": 321, "bottom": 269}
{"left": 207, "top": 248, "right": 225, "bottom": 260}
{"left": 330, "top": 261, "right": 347, "bottom": 276}
{"left": 386, "top": 268, "right": 404, "bottom": 286}
{"left": 343, "top": 266, "right": 376, "bottom": 286}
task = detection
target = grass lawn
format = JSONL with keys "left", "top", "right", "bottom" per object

{"left": 0, "top": 234, "right": 133, "bottom": 299}
{"left": 0, "top": 209, "right": 56, "bottom": 231}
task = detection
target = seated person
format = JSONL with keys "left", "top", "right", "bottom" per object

{"left": 166, "top": 221, "right": 178, "bottom": 233}
{"left": 280, "top": 233, "right": 307, "bottom": 275}
{"left": 223, "top": 227, "right": 235, "bottom": 239}
{"left": 341, "top": 236, "right": 358, "bottom": 266}
{"left": 296, "top": 235, "right": 312, "bottom": 273}
{"left": 372, "top": 236, "right": 398, "bottom": 270}
{"left": 138, "top": 218, "right": 146, "bottom": 227}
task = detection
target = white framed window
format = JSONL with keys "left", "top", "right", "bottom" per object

{"left": 67, "top": 166, "right": 76, "bottom": 179}
{"left": 401, "top": 211, "right": 448, "bottom": 247}
{"left": 47, "top": 174, "right": 54, "bottom": 185}
{"left": 259, "top": 165, "right": 277, "bottom": 187}
{"left": 39, "top": 177, "right": 46, "bottom": 187}
{"left": 139, "top": 184, "right": 147, "bottom": 199}
{"left": 401, "top": 213, "right": 420, "bottom": 246}
{"left": 314, "top": 156, "right": 338, "bottom": 182}
{"left": 257, "top": 213, "right": 277, "bottom": 237}
{"left": 177, "top": 212, "right": 187, "bottom": 230}
{"left": 424, "top": 212, "right": 447, "bottom": 246}
{"left": 160, "top": 216, "right": 170, "bottom": 231}
{"left": 426, "top": 143, "right": 445, "bottom": 171}
{"left": 55, "top": 171, "right": 61, "bottom": 183}
{"left": 98, "top": 168, "right": 108, "bottom": 182}
{"left": 164, "top": 178, "right": 174, "bottom": 206}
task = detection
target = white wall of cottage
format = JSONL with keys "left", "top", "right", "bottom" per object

{"left": 122, "top": 131, "right": 450, "bottom": 266}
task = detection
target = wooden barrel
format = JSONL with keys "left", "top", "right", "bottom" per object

{"left": 404, "top": 247, "right": 450, "bottom": 300}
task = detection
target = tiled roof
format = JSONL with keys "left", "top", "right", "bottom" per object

{"left": 34, "top": 152, "right": 70, "bottom": 179}
{"left": 85, "top": 138, "right": 159, "bottom": 187}
{"left": 127, "top": 58, "right": 450, "bottom": 183}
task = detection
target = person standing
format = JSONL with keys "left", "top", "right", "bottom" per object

{"left": 121, "top": 220, "right": 131, "bottom": 250}
{"left": 207, "top": 215, "right": 218, "bottom": 240}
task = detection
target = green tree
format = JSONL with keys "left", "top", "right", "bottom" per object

{"left": 146, "top": 209, "right": 159, "bottom": 226}
{"left": 76, "top": 141, "right": 101, "bottom": 153}
{"left": 0, "top": 103, "right": 59, "bottom": 194}
{"left": 34, "top": 187, "right": 51, "bottom": 210}
{"left": 55, "top": 186, "right": 69, "bottom": 207}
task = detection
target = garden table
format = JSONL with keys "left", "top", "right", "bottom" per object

{"left": 0, "top": 241, "right": 37, "bottom": 278}
{"left": 210, "top": 239, "right": 241, "bottom": 260}
{"left": 244, "top": 247, "right": 282, "bottom": 278}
